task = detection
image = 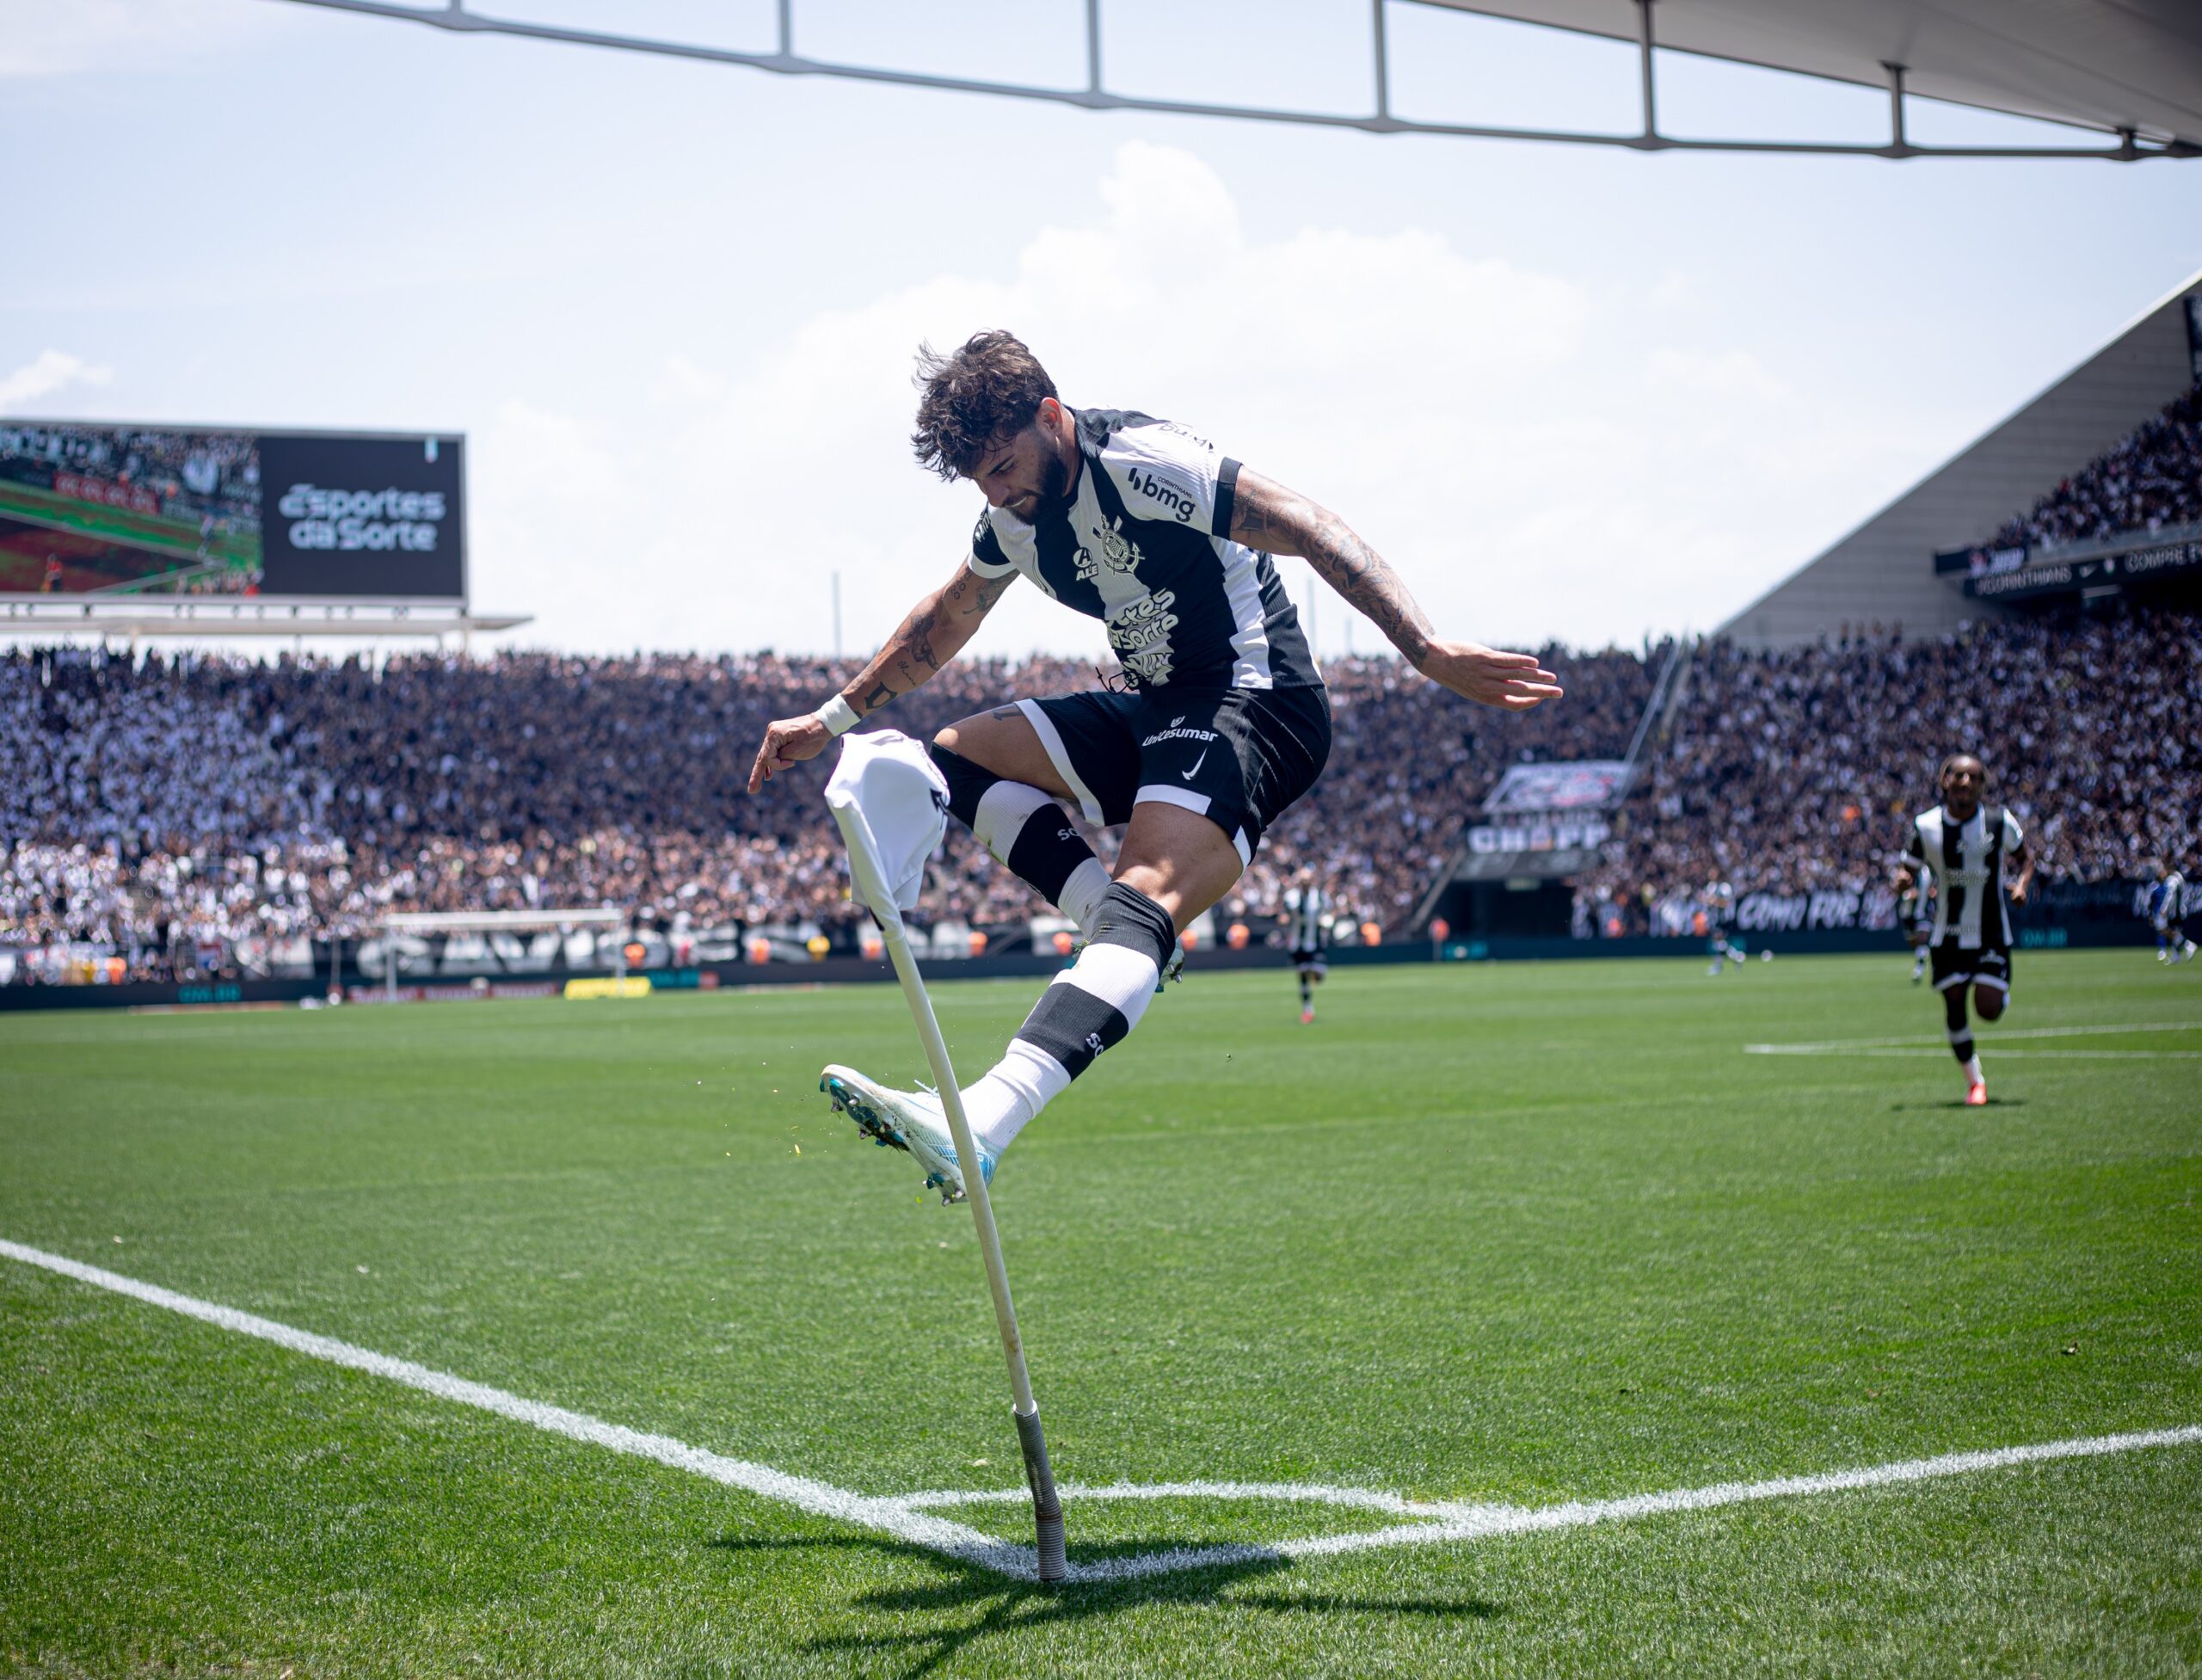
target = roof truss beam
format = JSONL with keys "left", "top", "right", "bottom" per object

{"left": 265, "top": 0, "right": 2195, "bottom": 160}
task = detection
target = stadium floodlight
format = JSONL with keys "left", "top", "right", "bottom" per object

{"left": 824, "top": 754, "right": 1068, "bottom": 1585}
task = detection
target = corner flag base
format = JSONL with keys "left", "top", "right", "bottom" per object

{"left": 1017, "top": 1405, "right": 1067, "bottom": 1583}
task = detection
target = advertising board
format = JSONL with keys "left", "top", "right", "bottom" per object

{"left": 1479, "top": 760, "right": 1632, "bottom": 815}
{"left": 0, "top": 420, "right": 464, "bottom": 601}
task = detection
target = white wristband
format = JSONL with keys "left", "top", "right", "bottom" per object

{"left": 815, "top": 693, "right": 861, "bottom": 736}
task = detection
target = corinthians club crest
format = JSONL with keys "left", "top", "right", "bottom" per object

{"left": 1072, "top": 515, "right": 1145, "bottom": 585}
{"left": 1096, "top": 514, "right": 1142, "bottom": 575}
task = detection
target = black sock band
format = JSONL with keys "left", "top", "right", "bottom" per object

{"left": 1015, "top": 983, "right": 1132, "bottom": 1080}
{"left": 929, "top": 743, "right": 1000, "bottom": 829}
{"left": 1943, "top": 988, "right": 1973, "bottom": 1062}
{"left": 1006, "top": 883, "right": 1174, "bottom": 1083}
{"left": 1091, "top": 881, "right": 1178, "bottom": 969}
{"left": 1006, "top": 811, "right": 1098, "bottom": 908}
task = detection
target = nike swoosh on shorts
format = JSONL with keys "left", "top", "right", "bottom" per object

{"left": 1181, "top": 748, "right": 1207, "bottom": 779}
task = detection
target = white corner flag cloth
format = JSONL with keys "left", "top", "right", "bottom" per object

{"left": 823, "top": 730, "right": 949, "bottom": 916}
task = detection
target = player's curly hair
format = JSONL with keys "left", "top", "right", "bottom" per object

{"left": 910, "top": 332, "right": 1058, "bottom": 481}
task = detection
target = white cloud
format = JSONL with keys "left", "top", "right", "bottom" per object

{"left": 469, "top": 141, "right": 1937, "bottom": 658}
{"left": 0, "top": 350, "right": 114, "bottom": 413}
{"left": 0, "top": 0, "right": 283, "bottom": 77}
{"left": 1646, "top": 347, "right": 1790, "bottom": 403}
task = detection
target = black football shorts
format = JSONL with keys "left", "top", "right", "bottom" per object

{"left": 1014, "top": 684, "right": 1331, "bottom": 865}
{"left": 1930, "top": 940, "right": 2012, "bottom": 994}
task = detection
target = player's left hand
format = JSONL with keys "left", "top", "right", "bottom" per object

{"left": 2008, "top": 877, "right": 2030, "bottom": 904}
{"left": 1416, "top": 642, "right": 1563, "bottom": 711}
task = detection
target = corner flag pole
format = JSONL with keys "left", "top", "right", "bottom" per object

{"left": 827, "top": 799, "right": 1068, "bottom": 1584}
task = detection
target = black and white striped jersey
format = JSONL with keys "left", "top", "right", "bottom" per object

{"left": 1283, "top": 884, "right": 1330, "bottom": 951}
{"left": 1903, "top": 804, "right": 2024, "bottom": 950}
{"left": 967, "top": 409, "right": 1322, "bottom": 692}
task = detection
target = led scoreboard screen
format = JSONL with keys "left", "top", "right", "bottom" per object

{"left": 0, "top": 421, "right": 465, "bottom": 601}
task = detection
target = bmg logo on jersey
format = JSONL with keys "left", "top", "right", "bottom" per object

{"left": 1125, "top": 465, "right": 1197, "bottom": 522}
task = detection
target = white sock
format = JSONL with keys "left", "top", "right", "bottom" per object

{"left": 1963, "top": 1055, "right": 1984, "bottom": 1085}
{"left": 1059, "top": 858, "right": 1113, "bottom": 938}
{"left": 962, "top": 1040, "right": 1069, "bottom": 1158}
{"left": 963, "top": 938, "right": 1164, "bottom": 1157}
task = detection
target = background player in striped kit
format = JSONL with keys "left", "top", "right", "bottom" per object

{"left": 1282, "top": 869, "right": 1330, "bottom": 1024}
{"left": 747, "top": 332, "right": 1560, "bottom": 1197}
{"left": 1892, "top": 754, "right": 2035, "bottom": 1106}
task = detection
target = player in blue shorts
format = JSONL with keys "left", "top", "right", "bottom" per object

{"left": 2148, "top": 861, "right": 2195, "bottom": 963}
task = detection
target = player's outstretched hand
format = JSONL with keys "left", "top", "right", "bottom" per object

{"left": 2008, "top": 877, "right": 2030, "bottom": 905}
{"left": 1418, "top": 642, "right": 1563, "bottom": 711}
{"left": 747, "top": 713, "right": 833, "bottom": 793}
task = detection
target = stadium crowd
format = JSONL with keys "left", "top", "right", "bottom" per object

{"left": 5, "top": 604, "right": 2197, "bottom": 980}
{"left": 0, "top": 642, "right": 1646, "bottom": 979}
{"left": 1578, "top": 609, "right": 2202, "bottom": 936}
{"left": 1984, "top": 382, "right": 2202, "bottom": 552}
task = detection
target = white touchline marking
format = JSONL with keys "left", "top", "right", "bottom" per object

{"left": 7, "top": 1237, "right": 2199, "bottom": 1586}
{"left": 904, "top": 1480, "right": 1470, "bottom": 1517}
{"left": 1750, "top": 1049, "right": 2202, "bottom": 1061}
{"left": 1746, "top": 1020, "right": 2199, "bottom": 1055}
{"left": 0, "top": 1238, "right": 1029, "bottom": 1578}
{"left": 1057, "top": 1424, "right": 2202, "bottom": 1582}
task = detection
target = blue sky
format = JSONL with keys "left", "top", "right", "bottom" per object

{"left": 4, "top": 0, "right": 2199, "bottom": 660}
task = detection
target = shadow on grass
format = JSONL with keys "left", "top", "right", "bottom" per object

{"left": 1886, "top": 1097, "right": 2030, "bottom": 1111}
{"left": 709, "top": 1534, "right": 1503, "bottom": 1678}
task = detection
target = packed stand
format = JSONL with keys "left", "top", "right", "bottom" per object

{"left": 1230, "top": 645, "right": 1656, "bottom": 928}
{"left": 9, "top": 607, "right": 2199, "bottom": 979}
{"left": 0, "top": 642, "right": 1650, "bottom": 979}
{"left": 1984, "top": 383, "right": 2202, "bottom": 552}
{"left": 1579, "top": 609, "right": 2202, "bottom": 937}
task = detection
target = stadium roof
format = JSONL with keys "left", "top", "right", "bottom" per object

{"left": 279, "top": 0, "right": 2202, "bottom": 159}
{"left": 1719, "top": 268, "right": 2202, "bottom": 649}
{"left": 1419, "top": 0, "right": 2202, "bottom": 150}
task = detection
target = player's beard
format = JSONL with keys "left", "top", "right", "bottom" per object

{"left": 1006, "top": 448, "right": 1073, "bottom": 526}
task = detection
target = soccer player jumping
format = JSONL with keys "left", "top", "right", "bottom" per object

{"left": 1891, "top": 754, "right": 2034, "bottom": 1107}
{"left": 747, "top": 331, "right": 1561, "bottom": 1197}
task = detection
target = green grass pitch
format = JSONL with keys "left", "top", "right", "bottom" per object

{"left": 3, "top": 951, "right": 2198, "bottom": 1676}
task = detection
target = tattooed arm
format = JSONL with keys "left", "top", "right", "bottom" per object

{"left": 1227, "top": 466, "right": 1562, "bottom": 712}
{"left": 747, "top": 560, "right": 1017, "bottom": 793}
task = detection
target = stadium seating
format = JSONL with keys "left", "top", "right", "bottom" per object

{"left": 3, "top": 606, "right": 2195, "bottom": 979}
{"left": 0, "top": 643, "right": 1647, "bottom": 976}
{"left": 1983, "top": 383, "right": 2202, "bottom": 552}
{"left": 1581, "top": 611, "right": 2201, "bottom": 936}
